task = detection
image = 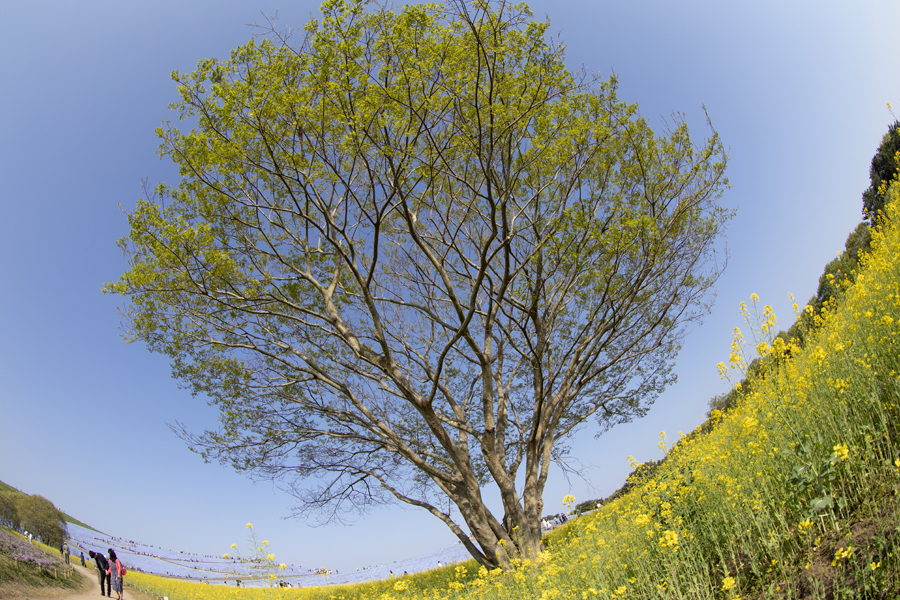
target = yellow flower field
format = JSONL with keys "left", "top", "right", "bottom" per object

{"left": 131, "top": 182, "right": 900, "bottom": 599}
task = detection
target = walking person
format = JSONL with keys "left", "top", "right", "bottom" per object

{"left": 64, "top": 542, "right": 70, "bottom": 564}
{"left": 81, "top": 551, "right": 86, "bottom": 567}
{"left": 108, "top": 549, "right": 125, "bottom": 600}
{"left": 89, "top": 551, "right": 111, "bottom": 597}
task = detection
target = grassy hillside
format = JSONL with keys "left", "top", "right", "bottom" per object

{"left": 123, "top": 188, "right": 900, "bottom": 597}
{"left": 0, "top": 526, "right": 87, "bottom": 595}
{"left": 0, "top": 479, "right": 98, "bottom": 533}
{"left": 60, "top": 513, "right": 94, "bottom": 532}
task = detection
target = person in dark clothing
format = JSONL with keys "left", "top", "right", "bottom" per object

{"left": 89, "top": 550, "right": 111, "bottom": 596}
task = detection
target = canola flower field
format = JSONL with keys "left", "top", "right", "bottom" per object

{"left": 129, "top": 185, "right": 900, "bottom": 599}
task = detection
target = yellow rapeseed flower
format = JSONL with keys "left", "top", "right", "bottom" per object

{"left": 833, "top": 443, "right": 849, "bottom": 462}
{"left": 659, "top": 530, "right": 679, "bottom": 551}
{"left": 832, "top": 545, "right": 854, "bottom": 566}
{"left": 633, "top": 513, "right": 650, "bottom": 526}
{"left": 222, "top": 553, "right": 230, "bottom": 559}
{"left": 722, "top": 576, "right": 736, "bottom": 591}
{"left": 246, "top": 523, "right": 253, "bottom": 528}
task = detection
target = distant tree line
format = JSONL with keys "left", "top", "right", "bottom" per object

{"left": 0, "top": 490, "right": 68, "bottom": 547}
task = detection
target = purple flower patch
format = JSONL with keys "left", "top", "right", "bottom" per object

{"left": 0, "top": 530, "right": 63, "bottom": 568}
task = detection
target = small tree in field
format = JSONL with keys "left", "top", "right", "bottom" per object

{"left": 106, "top": 0, "right": 731, "bottom": 569}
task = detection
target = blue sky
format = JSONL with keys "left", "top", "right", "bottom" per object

{"left": 1, "top": 0, "right": 899, "bottom": 574}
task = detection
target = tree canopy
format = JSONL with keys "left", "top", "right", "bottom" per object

{"left": 15, "top": 494, "right": 68, "bottom": 547}
{"left": 106, "top": 0, "right": 731, "bottom": 569}
{"left": 0, "top": 491, "right": 20, "bottom": 530}
{"left": 862, "top": 119, "right": 900, "bottom": 224}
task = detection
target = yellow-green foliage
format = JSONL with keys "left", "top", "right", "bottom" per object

{"left": 131, "top": 185, "right": 900, "bottom": 599}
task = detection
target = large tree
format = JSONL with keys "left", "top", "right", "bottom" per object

{"left": 17, "top": 495, "right": 67, "bottom": 548}
{"left": 106, "top": 0, "right": 730, "bottom": 569}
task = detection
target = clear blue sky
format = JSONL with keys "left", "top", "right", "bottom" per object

{"left": 1, "top": 0, "right": 899, "bottom": 573}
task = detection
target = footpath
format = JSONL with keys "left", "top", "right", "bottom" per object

{"left": 0, "top": 562, "right": 139, "bottom": 600}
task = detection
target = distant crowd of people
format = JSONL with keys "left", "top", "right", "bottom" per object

{"left": 85, "top": 533, "right": 224, "bottom": 563}
{"left": 541, "top": 513, "right": 569, "bottom": 530}
{"left": 102, "top": 534, "right": 230, "bottom": 561}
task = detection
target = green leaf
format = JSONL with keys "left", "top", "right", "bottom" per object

{"left": 810, "top": 496, "right": 833, "bottom": 512}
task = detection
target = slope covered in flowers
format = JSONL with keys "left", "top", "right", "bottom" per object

{"left": 0, "top": 529, "right": 63, "bottom": 569}
{"left": 129, "top": 186, "right": 900, "bottom": 599}
{"left": 486, "top": 189, "right": 900, "bottom": 599}
{"left": 0, "top": 527, "right": 84, "bottom": 593}
{"left": 501, "top": 193, "right": 900, "bottom": 598}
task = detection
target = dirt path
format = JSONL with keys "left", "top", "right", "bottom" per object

{"left": 0, "top": 563, "right": 146, "bottom": 600}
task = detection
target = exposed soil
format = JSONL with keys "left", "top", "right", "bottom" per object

{"left": 0, "top": 564, "right": 150, "bottom": 600}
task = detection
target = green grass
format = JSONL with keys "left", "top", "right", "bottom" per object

{"left": 0, "top": 526, "right": 87, "bottom": 594}
{"left": 0, "top": 480, "right": 20, "bottom": 494}
{"left": 0, "top": 553, "right": 85, "bottom": 590}
{"left": 61, "top": 513, "right": 97, "bottom": 532}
